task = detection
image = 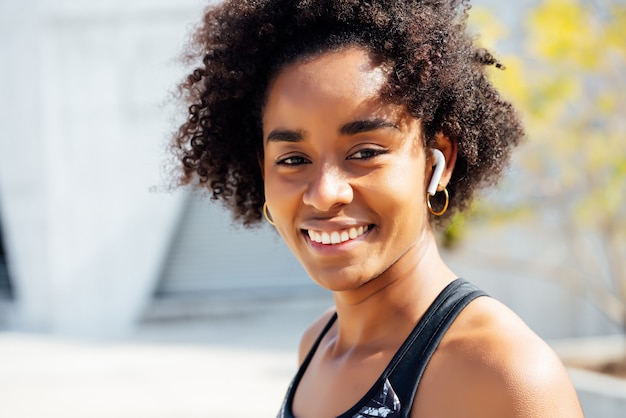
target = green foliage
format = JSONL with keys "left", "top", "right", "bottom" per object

{"left": 441, "top": 213, "right": 469, "bottom": 250}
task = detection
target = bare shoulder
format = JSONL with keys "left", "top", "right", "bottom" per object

{"left": 297, "top": 307, "right": 336, "bottom": 365}
{"left": 414, "top": 296, "right": 584, "bottom": 418}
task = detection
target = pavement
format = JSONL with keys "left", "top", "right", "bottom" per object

{"left": 2, "top": 285, "right": 625, "bottom": 418}
{"left": 0, "top": 294, "right": 333, "bottom": 418}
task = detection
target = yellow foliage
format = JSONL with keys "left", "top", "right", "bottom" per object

{"left": 471, "top": 0, "right": 626, "bottom": 230}
{"left": 527, "top": 0, "right": 599, "bottom": 70}
{"left": 467, "top": 6, "right": 509, "bottom": 50}
{"left": 605, "top": 5, "right": 626, "bottom": 54}
{"left": 468, "top": 0, "right": 626, "bottom": 329}
{"left": 487, "top": 55, "right": 529, "bottom": 108}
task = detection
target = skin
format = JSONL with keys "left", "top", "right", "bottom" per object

{"left": 261, "top": 47, "right": 584, "bottom": 418}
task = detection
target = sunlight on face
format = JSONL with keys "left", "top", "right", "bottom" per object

{"left": 262, "top": 47, "right": 429, "bottom": 292}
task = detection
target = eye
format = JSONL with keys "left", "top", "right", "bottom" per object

{"left": 347, "top": 147, "right": 388, "bottom": 160}
{"left": 275, "top": 155, "right": 311, "bottom": 166}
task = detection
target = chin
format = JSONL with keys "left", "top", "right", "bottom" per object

{"left": 305, "top": 266, "right": 374, "bottom": 292}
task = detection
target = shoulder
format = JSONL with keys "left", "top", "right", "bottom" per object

{"left": 413, "top": 296, "right": 584, "bottom": 418}
{"left": 298, "top": 307, "right": 337, "bottom": 365}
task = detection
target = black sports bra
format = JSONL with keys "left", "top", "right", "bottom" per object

{"left": 277, "top": 279, "right": 488, "bottom": 418}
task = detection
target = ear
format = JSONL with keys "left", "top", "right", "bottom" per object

{"left": 428, "top": 132, "right": 457, "bottom": 190}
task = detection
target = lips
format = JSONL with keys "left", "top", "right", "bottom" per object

{"left": 306, "top": 225, "right": 370, "bottom": 245}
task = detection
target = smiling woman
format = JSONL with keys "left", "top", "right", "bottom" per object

{"left": 262, "top": 48, "right": 431, "bottom": 292}
{"left": 170, "top": 1, "right": 584, "bottom": 417}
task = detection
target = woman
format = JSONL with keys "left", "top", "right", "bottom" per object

{"left": 171, "top": 0, "right": 584, "bottom": 416}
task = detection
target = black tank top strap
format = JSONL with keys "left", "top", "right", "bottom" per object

{"left": 278, "top": 279, "right": 487, "bottom": 418}
{"left": 278, "top": 311, "right": 338, "bottom": 418}
{"left": 299, "top": 311, "right": 338, "bottom": 376}
{"left": 386, "top": 278, "right": 488, "bottom": 414}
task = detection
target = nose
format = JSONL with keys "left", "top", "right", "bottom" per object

{"left": 303, "top": 163, "right": 353, "bottom": 212}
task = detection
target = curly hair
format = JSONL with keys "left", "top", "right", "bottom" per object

{"left": 172, "top": 0, "right": 524, "bottom": 226}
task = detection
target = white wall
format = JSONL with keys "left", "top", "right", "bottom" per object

{"left": 0, "top": 0, "right": 207, "bottom": 336}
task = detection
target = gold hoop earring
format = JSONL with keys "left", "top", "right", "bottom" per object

{"left": 427, "top": 185, "right": 449, "bottom": 216}
{"left": 263, "top": 202, "right": 275, "bottom": 226}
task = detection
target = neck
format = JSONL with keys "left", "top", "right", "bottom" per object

{"left": 330, "top": 229, "right": 457, "bottom": 354}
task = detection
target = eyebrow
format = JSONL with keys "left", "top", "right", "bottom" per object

{"left": 339, "top": 119, "right": 400, "bottom": 136}
{"left": 266, "top": 118, "right": 399, "bottom": 143}
{"left": 266, "top": 129, "right": 305, "bottom": 143}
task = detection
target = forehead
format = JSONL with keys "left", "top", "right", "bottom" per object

{"left": 279, "top": 47, "right": 386, "bottom": 94}
{"left": 262, "top": 47, "right": 394, "bottom": 122}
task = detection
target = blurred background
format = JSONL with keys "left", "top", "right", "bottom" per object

{"left": 0, "top": 0, "right": 624, "bottom": 416}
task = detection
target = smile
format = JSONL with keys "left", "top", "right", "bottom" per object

{"left": 306, "top": 225, "right": 370, "bottom": 245}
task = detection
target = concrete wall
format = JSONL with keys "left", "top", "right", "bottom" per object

{"left": 0, "top": 0, "right": 207, "bottom": 335}
{"left": 443, "top": 224, "right": 622, "bottom": 340}
{"left": 157, "top": 196, "right": 311, "bottom": 296}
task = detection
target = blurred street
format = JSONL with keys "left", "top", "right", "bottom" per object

{"left": 2, "top": 286, "right": 626, "bottom": 418}
{"left": 0, "top": 294, "right": 332, "bottom": 418}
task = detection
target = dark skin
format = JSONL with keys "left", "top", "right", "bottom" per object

{"left": 260, "top": 47, "right": 583, "bottom": 418}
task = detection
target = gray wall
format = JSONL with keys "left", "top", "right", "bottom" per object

{"left": 156, "top": 196, "right": 311, "bottom": 296}
{"left": 0, "top": 0, "right": 205, "bottom": 335}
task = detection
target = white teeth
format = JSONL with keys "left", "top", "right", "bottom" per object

{"left": 307, "top": 225, "right": 370, "bottom": 245}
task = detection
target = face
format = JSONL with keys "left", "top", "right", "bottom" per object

{"left": 262, "top": 46, "right": 431, "bottom": 292}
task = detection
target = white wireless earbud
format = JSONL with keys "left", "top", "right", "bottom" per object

{"left": 427, "top": 149, "right": 445, "bottom": 196}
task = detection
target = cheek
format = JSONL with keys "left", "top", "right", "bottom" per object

{"left": 388, "top": 157, "right": 426, "bottom": 200}
{"left": 263, "top": 171, "right": 301, "bottom": 221}
{"left": 378, "top": 163, "right": 428, "bottom": 228}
